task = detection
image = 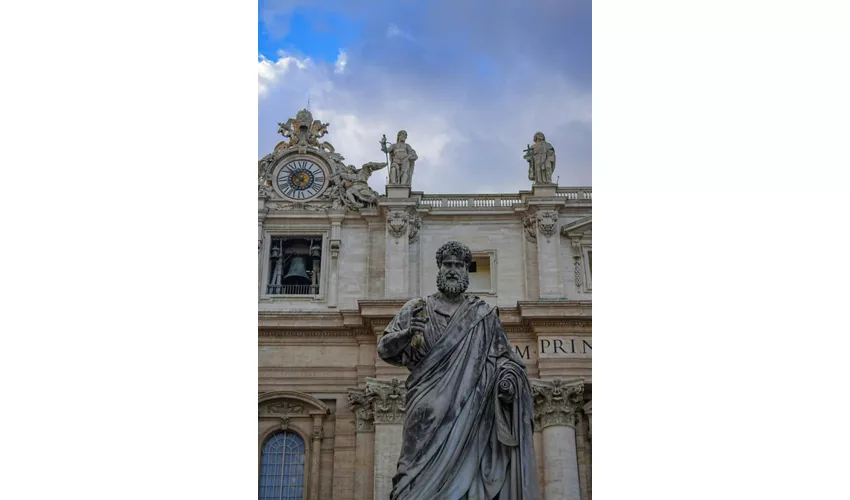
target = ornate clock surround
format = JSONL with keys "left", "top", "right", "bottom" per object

{"left": 271, "top": 152, "right": 332, "bottom": 201}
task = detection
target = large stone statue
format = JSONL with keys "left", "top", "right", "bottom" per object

{"left": 377, "top": 241, "right": 541, "bottom": 500}
{"left": 381, "top": 130, "right": 418, "bottom": 185}
{"left": 524, "top": 132, "right": 556, "bottom": 184}
{"left": 331, "top": 161, "right": 387, "bottom": 209}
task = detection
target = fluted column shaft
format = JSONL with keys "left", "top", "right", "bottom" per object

{"left": 532, "top": 379, "right": 584, "bottom": 500}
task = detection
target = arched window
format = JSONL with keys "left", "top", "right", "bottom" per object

{"left": 259, "top": 431, "right": 306, "bottom": 500}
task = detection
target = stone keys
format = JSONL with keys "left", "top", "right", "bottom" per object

{"left": 524, "top": 131, "right": 557, "bottom": 185}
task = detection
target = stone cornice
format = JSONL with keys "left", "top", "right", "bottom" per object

{"left": 531, "top": 378, "right": 585, "bottom": 430}
{"left": 257, "top": 300, "right": 590, "bottom": 335}
{"left": 259, "top": 330, "right": 355, "bottom": 338}
{"left": 518, "top": 300, "right": 592, "bottom": 319}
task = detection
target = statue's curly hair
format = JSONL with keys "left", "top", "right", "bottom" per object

{"left": 435, "top": 241, "right": 472, "bottom": 269}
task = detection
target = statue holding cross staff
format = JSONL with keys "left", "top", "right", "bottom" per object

{"left": 523, "top": 131, "right": 556, "bottom": 184}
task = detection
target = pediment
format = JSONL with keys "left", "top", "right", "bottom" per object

{"left": 561, "top": 215, "right": 592, "bottom": 239}
{"left": 258, "top": 390, "right": 330, "bottom": 416}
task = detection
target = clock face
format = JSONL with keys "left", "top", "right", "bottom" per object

{"left": 275, "top": 158, "right": 327, "bottom": 200}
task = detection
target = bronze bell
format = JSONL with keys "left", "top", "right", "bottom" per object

{"left": 282, "top": 255, "right": 311, "bottom": 285}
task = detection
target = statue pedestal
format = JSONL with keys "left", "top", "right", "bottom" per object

{"left": 532, "top": 182, "right": 558, "bottom": 197}
{"left": 385, "top": 184, "right": 411, "bottom": 199}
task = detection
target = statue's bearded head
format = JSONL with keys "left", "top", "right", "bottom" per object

{"left": 397, "top": 130, "right": 408, "bottom": 142}
{"left": 533, "top": 131, "right": 546, "bottom": 143}
{"left": 435, "top": 241, "right": 471, "bottom": 298}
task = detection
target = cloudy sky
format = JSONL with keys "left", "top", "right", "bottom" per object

{"left": 258, "top": 0, "right": 591, "bottom": 194}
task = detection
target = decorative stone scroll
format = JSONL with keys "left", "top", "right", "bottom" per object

{"left": 365, "top": 378, "right": 407, "bottom": 425}
{"left": 522, "top": 213, "right": 538, "bottom": 243}
{"left": 407, "top": 212, "right": 422, "bottom": 242}
{"left": 531, "top": 378, "right": 585, "bottom": 430}
{"left": 347, "top": 388, "right": 375, "bottom": 432}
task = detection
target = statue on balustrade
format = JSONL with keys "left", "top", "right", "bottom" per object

{"left": 524, "top": 131, "right": 556, "bottom": 184}
{"left": 378, "top": 241, "right": 540, "bottom": 500}
{"left": 381, "top": 130, "right": 418, "bottom": 186}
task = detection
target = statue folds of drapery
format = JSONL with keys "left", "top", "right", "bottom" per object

{"left": 378, "top": 295, "right": 541, "bottom": 500}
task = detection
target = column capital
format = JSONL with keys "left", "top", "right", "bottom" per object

{"left": 347, "top": 388, "right": 375, "bottom": 433}
{"left": 365, "top": 377, "right": 407, "bottom": 425}
{"left": 531, "top": 378, "right": 585, "bottom": 430}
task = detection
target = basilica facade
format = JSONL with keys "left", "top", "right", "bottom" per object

{"left": 258, "top": 110, "right": 592, "bottom": 500}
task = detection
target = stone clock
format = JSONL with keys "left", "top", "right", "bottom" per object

{"left": 272, "top": 155, "right": 329, "bottom": 201}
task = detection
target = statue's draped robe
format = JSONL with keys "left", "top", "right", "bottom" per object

{"left": 529, "top": 142, "right": 556, "bottom": 184}
{"left": 377, "top": 295, "right": 541, "bottom": 500}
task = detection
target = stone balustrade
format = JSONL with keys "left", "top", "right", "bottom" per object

{"left": 417, "top": 188, "right": 591, "bottom": 211}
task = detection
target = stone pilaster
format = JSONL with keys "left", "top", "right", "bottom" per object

{"left": 309, "top": 415, "right": 324, "bottom": 500}
{"left": 365, "top": 378, "right": 407, "bottom": 500}
{"left": 533, "top": 209, "right": 564, "bottom": 298}
{"left": 385, "top": 210, "right": 410, "bottom": 298}
{"left": 347, "top": 389, "right": 375, "bottom": 500}
{"left": 327, "top": 210, "right": 344, "bottom": 307}
{"left": 532, "top": 379, "right": 584, "bottom": 500}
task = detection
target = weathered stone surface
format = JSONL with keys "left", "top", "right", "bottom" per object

{"left": 376, "top": 241, "right": 541, "bottom": 499}
{"left": 524, "top": 131, "right": 556, "bottom": 184}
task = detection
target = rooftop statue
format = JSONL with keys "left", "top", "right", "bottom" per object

{"left": 377, "top": 241, "right": 540, "bottom": 500}
{"left": 381, "top": 130, "right": 418, "bottom": 186}
{"left": 524, "top": 131, "right": 556, "bottom": 184}
{"left": 330, "top": 161, "right": 387, "bottom": 210}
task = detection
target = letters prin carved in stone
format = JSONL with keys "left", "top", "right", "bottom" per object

{"left": 531, "top": 379, "right": 584, "bottom": 430}
{"left": 365, "top": 378, "right": 407, "bottom": 425}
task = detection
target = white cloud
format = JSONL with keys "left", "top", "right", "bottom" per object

{"left": 334, "top": 50, "right": 348, "bottom": 74}
{"left": 258, "top": 51, "right": 591, "bottom": 193}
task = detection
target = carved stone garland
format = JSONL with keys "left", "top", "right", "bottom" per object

{"left": 571, "top": 239, "right": 583, "bottom": 289}
{"left": 531, "top": 379, "right": 584, "bottom": 429}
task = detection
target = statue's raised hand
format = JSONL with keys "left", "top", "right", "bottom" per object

{"left": 409, "top": 304, "right": 428, "bottom": 349}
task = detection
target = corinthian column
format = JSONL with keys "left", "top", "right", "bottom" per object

{"left": 532, "top": 379, "right": 584, "bottom": 500}
{"left": 347, "top": 388, "right": 376, "bottom": 500}
{"left": 364, "top": 378, "right": 406, "bottom": 500}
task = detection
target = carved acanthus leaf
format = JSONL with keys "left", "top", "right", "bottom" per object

{"left": 531, "top": 379, "right": 584, "bottom": 430}
{"left": 364, "top": 378, "right": 407, "bottom": 424}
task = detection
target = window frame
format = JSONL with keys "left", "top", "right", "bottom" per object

{"left": 258, "top": 430, "right": 308, "bottom": 500}
{"left": 468, "top": 249, "right": 498, "bottom": 296}
{"left": 260, "top": 228, "right": 330, "bottom": 302}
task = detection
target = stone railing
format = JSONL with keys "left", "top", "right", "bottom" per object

{"left": 556, "top": 187, "right": 592, "bottom": 200}
{"left": 418, "top": 187, "right": 591, "bottom": 210}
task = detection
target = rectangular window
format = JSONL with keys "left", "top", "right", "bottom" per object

{"left": 583, "top": 247, "right": 592, "bottom": 291}
{"left": 468, "top": 251, "right": 496, "bottom": 295}
{"left": 267, "top": 236, "right": 322, "bottom": 295}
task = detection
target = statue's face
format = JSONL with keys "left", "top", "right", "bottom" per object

{"left": 397, "top": 131, "right": 407, "bottom": 142}
{"left": 436, "top": 254, "right": 469, "bottom": 297}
